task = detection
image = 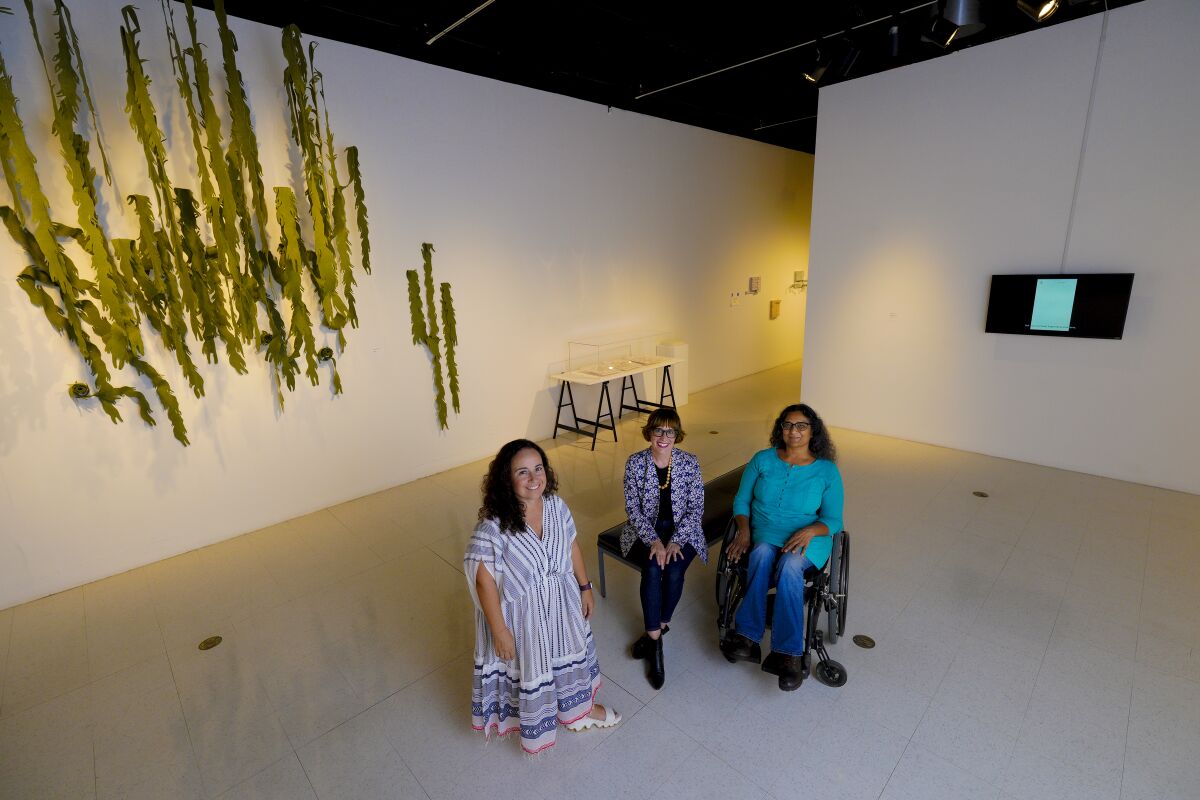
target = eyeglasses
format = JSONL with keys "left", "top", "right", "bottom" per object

{"left": 651, "top": 427, "right": 678, "bottom": 439}
{"left": 780, "top": 421, "right": 811, "bottom": 433}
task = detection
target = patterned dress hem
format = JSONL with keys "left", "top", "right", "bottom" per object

{"left": 472, "top": 679, "right": 602, "bottom": 755}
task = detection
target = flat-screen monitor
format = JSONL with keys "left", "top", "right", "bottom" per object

{"left": 985, "top": 273, "right": 1134, "bottom": 339}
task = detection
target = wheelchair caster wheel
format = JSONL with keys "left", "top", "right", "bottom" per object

{"left": 813, "top": 659, "right": 848, "bottom": 687}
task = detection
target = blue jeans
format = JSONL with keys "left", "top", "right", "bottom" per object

{"left": 733, "top": 542, "right": 814, "bottom": 656}
{"left": 628, "top": 526, "right": 696, "bottom": 632}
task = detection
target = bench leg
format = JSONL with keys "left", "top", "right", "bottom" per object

{"left": 597, "top": 547, "right": 607, "bottom": 598}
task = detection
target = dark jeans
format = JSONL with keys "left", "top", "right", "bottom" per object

{"left": 627, "top": 520, "right": 697, "bottom": 632}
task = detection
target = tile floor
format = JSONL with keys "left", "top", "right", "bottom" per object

{"left": 1, "top": 361, "right": 1199, "bottom": 799}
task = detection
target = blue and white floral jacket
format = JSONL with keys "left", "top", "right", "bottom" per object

{"left": 620, "top": 448, "right": 707, "bottom": 563}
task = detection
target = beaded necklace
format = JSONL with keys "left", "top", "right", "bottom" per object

{"left": 657, "top": 458, "right": 673, "bottom": 490}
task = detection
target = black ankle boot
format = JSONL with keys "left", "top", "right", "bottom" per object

{"left": 631, "top": 634, "right": 652, "bottom": 659}
{"left": 630, "top": 625, "right": 669, "bottom": 660}
{"left": 648, "top": 636, "right": 665, "bottom": 690}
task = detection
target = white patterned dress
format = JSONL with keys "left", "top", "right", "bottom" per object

{"left": 464, "top": 494, "right": 601, "bottom": 754}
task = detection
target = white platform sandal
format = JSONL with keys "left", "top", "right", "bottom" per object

{"left": 565, "top": 704, "right": 621, "bottom": 732}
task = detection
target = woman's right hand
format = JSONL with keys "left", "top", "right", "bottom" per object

{"left": 649, "top": 539, "right": 668, "bottom": 568}
{"left": 493, "top": 626, "right": 516, "bottom": 661}
{"left": 727, "top": 524, "right": 752, "bottom": 563}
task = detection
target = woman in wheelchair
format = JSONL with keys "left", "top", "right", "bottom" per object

{"left": 720, "top": 403, "right": 844, "bottom": 691}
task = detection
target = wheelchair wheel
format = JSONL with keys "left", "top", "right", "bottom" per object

{"left": 827, "top": 532, "right": 849, "bottom": 641}
{"left": 813, "top": 659, "right": 848, "bottom": 688}
{"left": 715, "top": 518, "right": 743, "bottom": 640}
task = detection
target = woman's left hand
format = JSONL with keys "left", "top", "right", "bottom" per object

{"left": 580, "top": 586, "right": 595, "bottom": 619}
{"left": 782, "top": 527, "right": 815, "bottom": 554}
{"left": 665, "top": 542, "right": 684, "bottom": 563}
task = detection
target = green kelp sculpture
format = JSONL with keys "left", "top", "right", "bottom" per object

{"left": 406, "top": 243, "right": 461, "bottom": 429}
{"left": 0, "top": 0, "right": 372, "bottom": 444}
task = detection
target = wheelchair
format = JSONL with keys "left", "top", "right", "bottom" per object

{"left": 715, "top": 518, "right": 850, "bottom": 687}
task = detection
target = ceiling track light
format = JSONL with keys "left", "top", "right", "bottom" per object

{"left": 1017, "top": 0, "right": 1061, "bottom": 21}
{"left": 922, "top": 15, "right": 960, "bottom": 49}
{"left": 803, "top": 48, "right": 830, "bottom": 84}
{"left": 944, "top": 0, "right": 986, "bottom": 37}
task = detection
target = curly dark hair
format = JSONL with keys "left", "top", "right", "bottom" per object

{"left": 769, "top": 403, "right": 837, "bottom": 462}
{"left": 478, "top": 439, "right": 559, "bottom": 533}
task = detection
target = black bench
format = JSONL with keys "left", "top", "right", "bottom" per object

{"left": 595, "top": 464, "right": 746, "bottom": 597}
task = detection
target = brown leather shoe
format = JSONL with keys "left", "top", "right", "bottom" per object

{"left": 720, "top": 633, "right": 761, "bottom": 664}
{"left": 777, "top": 654, "right": 804, "bottom": 691}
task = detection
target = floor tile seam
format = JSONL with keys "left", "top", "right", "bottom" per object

{"left": 1118, "top": 522, "right": 1156, "bottom": 796}
{"left": 0, "top": 669, "right": 94, "bottom": 721}
{"left": 1001, "top": 590, "right": 1070, "bottom": 789}
{"left": 381, "top": 730, "right": 432, "bottom": 800}
{"left": 689, "top": 739, "right": 776, "bottom": 796}
{"left": 160, "top": 650, "right": 210, "bottom": 799}
{"left": 876, "top": 739, "right": 917, "bottom": 800}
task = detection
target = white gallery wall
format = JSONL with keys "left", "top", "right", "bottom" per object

{"left": 0, "top": 2, "right": 813, "bottom": 607}
{"left": 804, "top": 0, "right": 1200, "bottom": 494}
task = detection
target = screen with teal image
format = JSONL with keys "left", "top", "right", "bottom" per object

{"left": 1029, "top": 278, "right": 1078, "bottom": 332}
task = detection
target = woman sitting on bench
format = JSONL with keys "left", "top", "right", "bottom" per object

{"left": 720, "top": 403, "right": 844, "bottom": 691}
{"left": 620, "top": 408, "right": 705, "bottom": 689}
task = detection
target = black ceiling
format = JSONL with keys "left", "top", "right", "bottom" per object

{"left": 191, "top": 1, "right": 1139, "bottom": 153}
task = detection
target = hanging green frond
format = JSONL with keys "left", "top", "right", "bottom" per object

{"left": 418, "top": 244, "right": 448, "bottom": 428}
{"left": 54, "top": 0, "right": 112, "bottom": 184}
{"left": 406, "top": 269, "right": 426, "bottom": 344}
{"left": 0, "top": 46, "right": 89, "bottom": 352}
{"left": 440, "top": 282, "right": 460, "bottom": 413}
{"left": 120, "top": 6, "right": 193, "bottom": 339}
{"left": 128, "top": 194, "right": 205, "bottom": 398}
{"left": 213, "top": 0, "right": 269, "bottom": 249}
{"left": 311, "top": 63, "right": 356, "bottom": 328}
{"left": 29, "top": 0, "right": 143, "bottom": 366}
{"left": 422, "top": 243, "right": 440, "bottom": 342}
{"left": 280, "top": 25, "right": 345, "bottom": 331}
{"left": 316, "top": 346, "right": 342, "bottom": 394}
{"left": 129, "top": 355, "right": 189, "bottom": 445}
{"left": 275, "top": 187, "right": 320, "bottom": 386}
{"left": 345, "top": 146, "right": 370, "bottom": 274}
{"left": 178, "top": 0, "right": 261, "bottom": 346}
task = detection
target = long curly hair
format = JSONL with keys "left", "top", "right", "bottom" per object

{"left": 478, "top": 439, "right": 559, "bottom": 533}
{"left": 769, "top": 403, "right": 837, "bottom": 462}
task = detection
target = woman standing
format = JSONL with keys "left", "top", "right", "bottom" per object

{"left": 621, "top": 408, "right": 705, "bottom": 689}
{"left": 721, "top": 403, "right": 843, "bottom": 691}
{"left": 465, "top": 439, "right": 620, "bottom": 754}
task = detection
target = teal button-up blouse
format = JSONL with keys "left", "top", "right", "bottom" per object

{"left": 732, "top": 448, "right": 844, "bottom": 568}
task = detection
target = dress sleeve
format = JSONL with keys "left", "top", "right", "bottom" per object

{"left": 558, "top": 496, "right": 578, "bottom": 545}
{"left": 732, "top": 452, "right": 762, "bottom": 519}
{"left": 464, "top": 520, "right": 504, "bottom": 610}
{"left": 671, "top": 453, "right": 705, "bottom": 545}
{"left": 623, "top": 453, "right": 657, "bottom": 545}
{"left": 816, "top": 463, "right": 845, "bottom": 536}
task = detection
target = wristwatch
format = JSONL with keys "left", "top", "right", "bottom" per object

{"left": 579, "top": 582, "right": 593, "bottom": 592}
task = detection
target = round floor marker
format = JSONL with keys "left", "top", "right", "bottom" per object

{"left": 198, "top": 635, "right": 223, "bottom": 651}
{"left": 852, "top": 634, "right": 876, "bottom": 649}
{"left": 972, "top": 491, "right": 989, "bottom": 498}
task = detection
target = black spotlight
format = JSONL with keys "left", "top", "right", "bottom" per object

{"left": 803, "top": 48, "right": 830, "bottom": 84}
{"left": 944, "top": 0, "right": 986, "bottom": 37}
{"left": 922, "top": 0, "right": 987, "bottom": 49}
{"left": 1017, "top": 0, "right": 1060, "bottom": 21}
{"left": 803, "top": 38, "right": 862, "bottom": 86}
{"left": 922, "top": 15, "right": 960, "bottom": 49}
